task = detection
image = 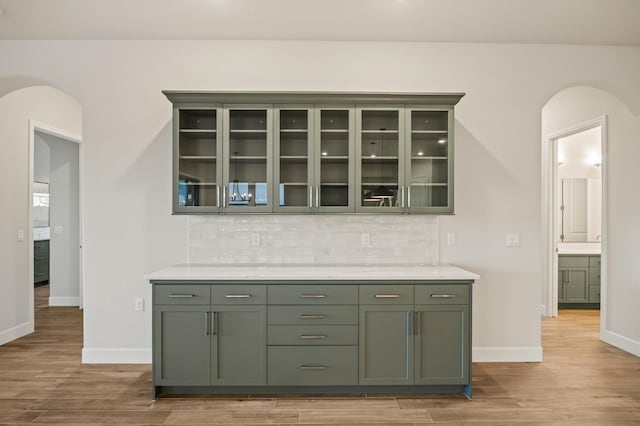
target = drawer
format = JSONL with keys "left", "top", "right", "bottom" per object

{"left": 558, "top": 256, "right": 589, "bottom": 268}
{"left": 359, "top": 285, "right": 413, "bottom": 304}
{"left": 34, "top": 241, "right": 49, "bottom": 256}
{"left": 268, "top": 305, "right": 357, "bottom": 325}
{"left": 212, "top": 285, "right": 266, "bottom": 305}
{"left": 415, "top": 284, "right": 469, "bottom": 305}
{"left": 268, "top": 325, "right": 358, "bottom": 346}
{"left": 154, "top": 284, "right": 210, "bottom": 305}
{"left": 268, "top": 346, "right": 357, "bottom": 385}
{"left": 589, "top": 269, "right": 601, "bottom": 285}
{"left": 268, "top": 285, "right": 357, "bottom": 305}
{"left": 589, "top": 256, "right": 601, "bottom": 268}
{"left": 589, "top": 285, "right": 601, "bottom": 303}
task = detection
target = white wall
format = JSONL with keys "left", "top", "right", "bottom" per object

{"left": 543, "top": 86, "right": 640, "bottom": 355}
{"left": 0, "top": 41, "right": 638, "bottom": 362}
{"left": 36, "top": 131, "right": 81, "bottom": 306}
{"left": 0, "top": 85, "right": 82, "bottom": 345}
{"left": 34, "top": 137, "right": 50, "bottom": 184}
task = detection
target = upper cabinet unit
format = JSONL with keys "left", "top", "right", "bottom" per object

{"left": 164, "top": 92, "right": 464, "bottom": 215}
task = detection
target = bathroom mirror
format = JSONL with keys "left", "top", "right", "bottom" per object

{"left": 33, "top": 181, "right": 50, "bottom": 228}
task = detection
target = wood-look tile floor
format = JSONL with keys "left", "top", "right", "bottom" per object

{"left": 1, "top": 286, "right": 639, "bottom": 425}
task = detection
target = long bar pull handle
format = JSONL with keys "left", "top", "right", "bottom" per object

{"left": 300, "top": 294, "right": 327, "bottom": 299}
{"left": 315, "top": 186, "right": 319, "bottom": 208}
{"left": 430, "top": 294, "right": 457, "bottom": 299}
{"left": 222, "top": 186, "right": 226, "bottom": 208}
{"left": 400, "top": 186, "right": 405, "bottom": 208}
{"left": 300, "top": 335, "right": 327, "bottom": 340}
{"left": 407, "top": 311, "right": 413, "bottom": 336}
{"left": 216, "top": 185, "right": 220, "bottom": 207}
{"left": 407, "top": 186, "right": 411, "bottom": 208}
{"left": 300, "top": 314, "right": 327, "bottom": 319}
{"left": 300, "top": 365, "right": 326, "bottom": 370}
{"left": 205, "top": 312, "right": 210, "bottom": 335}
{"left": 375, "top": 294, "right": 400, "bottom": 298}
{"left": 225, "top": 294, "right": 252, "bottom": 298}
{"left": 416, "top": 311, "right": 422, "bottom": 336}
{"left": 169, "top": 294, "right": 195, "bottom": 298}
{"left": 309, "top": 185, "right": 313, "bottom": 208}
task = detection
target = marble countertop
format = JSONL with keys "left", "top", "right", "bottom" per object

{"left": 557, "top": 243, "right": 601, "bottom": 255}
{"left": 146, "top": 264, "right": 479, "bottom": 282}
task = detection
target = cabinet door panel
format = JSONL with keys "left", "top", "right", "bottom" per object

{"left": 565, "top": 269, "right": 588, "bottom": 303}
{"left": 359, "top": 305, "right": 413, "bottom": 385}
{"left": 154, "top": 305, "right": 211, "bottom": 385}
{"left": 211, "top": 305, "right": 266, "bottom": 385}
{"left": 415, "top": 305, "right": 469, "bottom": 385}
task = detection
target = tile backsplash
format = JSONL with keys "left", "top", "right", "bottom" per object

{"left": 188, "top": 215, "right": 439, "bottom": 265}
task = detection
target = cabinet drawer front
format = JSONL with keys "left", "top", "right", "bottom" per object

{"left": 154, "top": 284, "right": 210, "bottom": 305}
{"left": 268, "top": 325, "right": 358, "bottom": 346}
{"left": 359, "top": 285, "right": 413, "bottom": 304}
{"left": 589, "top": 269, "right": 601, "bottom": 285}
{"left": 268, "top": 306, "right": 357, "bottom": 325}
{"left": 415, "top": 284, "right": 469, "bottom": 305}
{"left": 558, "top": 256, "right": 589, "bottom": 268}
{"left": 34, "top": 241, "right": 49, "bottom": 255}
{"left": 268, "top": 346, "right": 357, "bottom": 385}
{"left": 589, "top": 285, "right": 601, "bottom": 303}
{"left": 268, "top": 285, "right": 358, "bottom": 305}
{"left": 589, "top": 256, "right": 601, "bottom": 268}
{"left": 212, "top": 285, "right": 266, "bottom": 305}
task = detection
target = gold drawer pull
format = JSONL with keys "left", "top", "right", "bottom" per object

{"left": 300, "top": 365, "right": 326, "bottom": 370}
{"left": 300, "top": 335, "right": 326, "bottom": 340}
{"left": 300, "top": 294, "right": 327, "bottom": 298}
{"left": 430, "top": 294, "right": 457, "bottom": 298}
{"left": 168, "top": 294, "right": 195, "bottom": 298}
{"left": 300, "top": 314, "right": 327, "bottom": 319}
{"left": 225, "top": 294, "right": 252, "bottom": 298}
{"left": 375, "top": 294, "right": 400, "bottom": 298}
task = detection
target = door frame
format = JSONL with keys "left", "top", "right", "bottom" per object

{"left": 28, "top": 120, "right": 84, "bottom": 326}
{"left": 542, "top": 116, "right": 607, "bottom": 326}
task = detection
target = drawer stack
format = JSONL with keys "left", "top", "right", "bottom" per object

{"left": 34, "top": 240, "right": 49, "bottom": 284}
{"left": 267, "top": 285, "right": 358, "bottom": 385}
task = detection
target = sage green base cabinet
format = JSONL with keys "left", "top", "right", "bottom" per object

{"left": 558, "top": 255, "right": 600, "bottom": 306}
{"left": 34, "top": 240, "right": 49, "bottom": 284}
{"left": 151, "top": 280, "right": 473, "bottom": 399}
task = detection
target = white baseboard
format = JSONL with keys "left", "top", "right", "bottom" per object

{"left": 82, "top": 348, "right": 152, "bottom": 364}
{"left": 473, "top": 346, "right": 543, "bottom": 362}
{"left": 0, "top": 321, "right": 33, "bottom": 345}
{"left": 49, "top": 297, "right": 80, "bottom": 307}
{"left": 602, "top": 330, "right": 640, "bottom": 357}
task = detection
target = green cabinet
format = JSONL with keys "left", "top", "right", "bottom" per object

{"left": 153, "top": 285, "right": 266, "bottom": 388}
{"left": 165, "top": 92, "right": 463, "bottom": 214}
{"left": 558, "top": 255, "right": 600, "bottom": 305}
{"left": 34, "top": 240, "right": 49, "bottom": 284}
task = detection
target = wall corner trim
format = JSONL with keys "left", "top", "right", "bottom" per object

{"left": 602, "top": 330, "right": 640, "bottom": 357}
{"left": 472, "top": 346, "right": 543, "bottom": 362}
{"left": 82, "top": 348, "right": 152, "bottom": 364}
{"left": 0, "top": 321, "right": 34, "bottom": 345}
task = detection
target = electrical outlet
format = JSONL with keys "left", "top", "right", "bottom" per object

{"left": 361, "top": 232, "right": 370, "bottom": 246}
{"left": 447, "top": 233, "right": 456, "bottom": 246}
{"left": 506, "top": 233, "right": 520, "bottom": 248}
{"left": 251, "top": 232, "right": 261, "bottom": 246}
{"left": 134, "top": 297, "right": 144, "bottom": 312}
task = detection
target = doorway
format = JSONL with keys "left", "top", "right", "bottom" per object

{"left": 30, "top": 123, "right": 83, "bottom": 313}
{"left": 544, "top": 117, "right": 606, "bottom": 319}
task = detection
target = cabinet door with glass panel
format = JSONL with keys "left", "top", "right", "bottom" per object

{"left": 274, "top": 107, "right": 314, "bottom": 213}
{"left": 223, "top": 106, "right": 273, "bottom": 213}
{"left": 356, "top": 107, "right": 405, "bottom": 213}
{"left": 404, "top": 108, "right": 454, "bottom": 214}
{"left": 174, "top": 106, "right": 223, "bottom": 213}
{"left": 313, "top": 108, "right": 355, "bottom": 213}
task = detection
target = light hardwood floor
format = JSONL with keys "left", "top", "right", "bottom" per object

{"left": 0, "top": 286, "right": 639, "bottom": 425}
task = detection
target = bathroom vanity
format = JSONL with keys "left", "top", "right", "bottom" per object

{"left": 147, "top": 264, "right": 478, "bottom": 399}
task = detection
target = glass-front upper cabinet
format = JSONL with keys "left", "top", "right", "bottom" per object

{"left": 314, "top": 108, "right": 355, "bottom": 212}
{"left": 405, "top": 108, "right": 453, "bottom": 213}
{"left": 174, "top": 107, "right": 223, "bottom": 213}
{"left": 274, "top": 107, "right": 314, "bottom": 212}
{"left": 356, "top": 108, "right": 404, "bottom": 212}
{"left": 223, "top": 107, "right": 273, "bottom": 212}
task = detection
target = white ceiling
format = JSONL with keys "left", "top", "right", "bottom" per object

{"left": 0, "top": 0, "right": 639, "bottom": 45}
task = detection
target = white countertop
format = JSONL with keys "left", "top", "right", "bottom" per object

{"left": 557, "top": 242, "right": 601, "bottom": 255}
{"left": 146, "top": 264, "right": 479, "bottom": 282}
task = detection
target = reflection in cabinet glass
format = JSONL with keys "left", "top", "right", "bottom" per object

{"left": 406, "top": 110, "right": 452, "bottom": 211}
{"left": 176, "top": 109, "right": 221, "bottom": 212}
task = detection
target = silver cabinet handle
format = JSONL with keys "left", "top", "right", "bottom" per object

{"left": 222, "top": 185, "right": 226, "bottom": 208}
{"left": 300, "top": 335, "right": 326, "bottom": 340}
{"left": 225, "top": 294, "right": 252, "bottom": 298}
{"left": 375, "top": 294, "right": 400, "bottom": 298}
{"left": 169, "top": 294, "right": 195, "bottom": 298}
{"left": 35, "top": 257, "right": 45, "bottom": 261}
{"left": 205, "top": 312, "right": 210, "bottom": 335}
{"left": 315, "top": 186, "right": 319, "bottom": 208}
{"left": 416, "top": 311, "right": 422, "bottom": 335}
{"left": 300, "top": 365, "right": 326, "bottom": 370}
{"left": 300, "top": 314, "right": 327, "bottom": 319}
{"left": 400, "top": 186, "right": 405, "bottom": 208}
{"left": 407, "top": 186, "right": 411, "bottom": 208}
{"left": 216, "top": 185, "right": 220, "bottom": 207}
{"left": 300, "top": 294, "right": 327, "bottom": 299}
{"left": 430, "top": 294, "right": 456, "bottom": 298}
{"left": 309, "top": 185, "right": 313, "bottom": 208}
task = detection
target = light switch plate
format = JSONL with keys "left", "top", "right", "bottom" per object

{"left": 506, "top": 233, "right": 520, "bottom": 247}
{"left": 54, "top": 225, "right": 63, "bottom": 234}
{"left": 250, "top": 232, "right": 260, "bottom": 246}
{"left": 447, "top": 233, "right": 456, "bottom": 246}
{"left": 17, "top": 230, "right": 25, "bottom": 242}
{"left": 134, "top": 297, "right": 144, "bottom": 312}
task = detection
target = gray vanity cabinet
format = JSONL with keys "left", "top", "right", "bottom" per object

{"left": 558, "top": 255, "right": 592, "bottom": 304}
